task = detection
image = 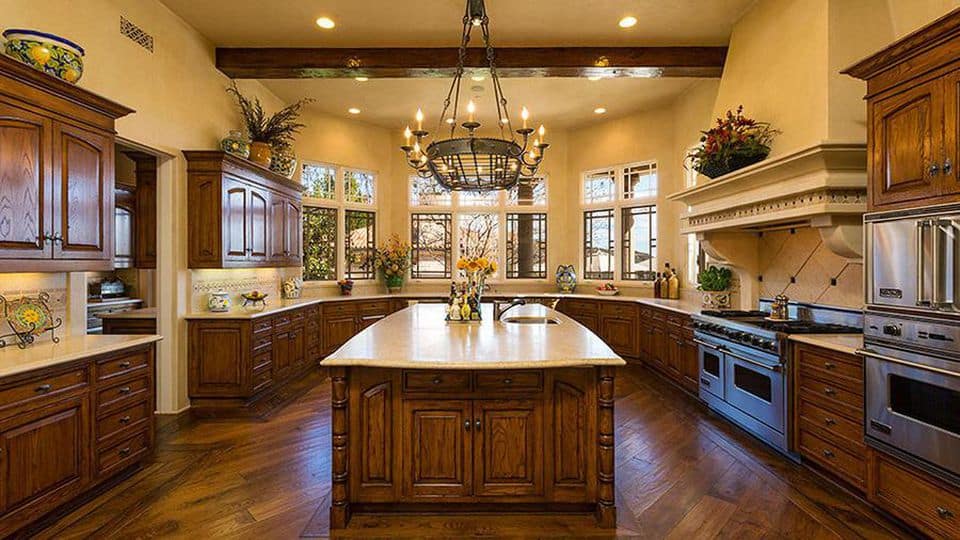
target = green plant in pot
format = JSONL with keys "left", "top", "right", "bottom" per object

{"left": 697, "top": 265, "right": 733, "bottom": 309}
{"left": 685, "top": 106, "right": 780, "bottom": 179}
{"left": 373, "top": 234, "right": 412, "bottom": 293}
{"left": 226, "top": 83, "right": 312, "bottom": 167}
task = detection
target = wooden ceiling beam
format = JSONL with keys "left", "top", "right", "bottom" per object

{"left": 215, "top": 47, "right": 727, "bottom": 79}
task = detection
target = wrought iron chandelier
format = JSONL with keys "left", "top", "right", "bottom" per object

{"left": 400, "top": 0, "right": 548, "bottom": 192}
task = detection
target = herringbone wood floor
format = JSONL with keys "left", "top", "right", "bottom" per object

{"left": 27, "top": 366, "right": 913, "bottom": 539}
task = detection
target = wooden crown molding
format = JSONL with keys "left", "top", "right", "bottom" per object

{"left": 215, "top": 46, "right": 727, "bottom": 79}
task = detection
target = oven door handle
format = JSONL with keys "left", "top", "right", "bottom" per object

{"left": 858, "top": 348, "right": 960, "bottom": 378}
{"left": 724, "top": 350, "right": 782, "bottom": 372}
{"left": 917, "top": 220, "right": 931, "bottom": 307}
{"left": 692, "top": 338, "right": 723, "bottom": 351}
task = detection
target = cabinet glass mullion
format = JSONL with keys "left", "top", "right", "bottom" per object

{"left": 621, "top": 205, "right": 657, "bottom": 281}
{"left": 344, "top": 209, "right": 376, "bottom": 280}
{"left": 583, "top": 209, "right": 614, "bottom": 280}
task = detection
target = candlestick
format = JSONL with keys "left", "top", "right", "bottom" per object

{"left": 521, "top": 107, "right": 529, "bottom": 129}
{"left": 467, "top": 100, "right": 476, "bottom": 123}
{"left": 416, "top": 108, "right": 424, "bottom": 131}
{"left": 404, "top": 126, "right": 412, "bottom": 146}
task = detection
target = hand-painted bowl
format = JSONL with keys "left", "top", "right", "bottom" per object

{"left": 3, "top": 29, "right": 84, "bottom": 83}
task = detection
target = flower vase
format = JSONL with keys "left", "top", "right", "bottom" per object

{"left": 249, "top": 141, "right": 272, "bottom": 167}
{"left": 701, "top": 290, "right": 731, "bottom": 310}
{"left": 385, "top": 275, "right": 403, "bottom": 294}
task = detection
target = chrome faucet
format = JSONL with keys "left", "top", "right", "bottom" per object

{"left": 494, "top": 299, "right": 526, "bottom": 320}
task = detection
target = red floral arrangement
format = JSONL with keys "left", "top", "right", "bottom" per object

{"left": 686, "top": 106, "right": 779, "bottom": 179}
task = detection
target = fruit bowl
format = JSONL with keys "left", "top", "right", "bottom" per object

{"left": 595, "top": 284, "right": 620, "bottom": 296}
{"left": 3, "top": 29, "right": 84, "bottom": 83}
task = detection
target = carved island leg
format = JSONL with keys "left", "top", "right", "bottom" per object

{"left": 330, "top": 367, "right": 351, "bottom": 528}
{"left": 596, "top": 366, "right": 617, "bottom": 528}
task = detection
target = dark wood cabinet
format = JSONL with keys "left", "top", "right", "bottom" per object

{"left": 402, "top": 399, "right": 473, "bottom": 499}
{"left": 0, "top": 55, "right": 131, "bottom": 271}
{"left": 129, "top": 153, "right": 157, "bottom": 269}
{"left": 556, "top": 299, "right": 599, "bottom": 334}
{"left": 184, "top": 151, "right": 302, "bottom": 269}
{"left": 474, "top": 399, "right": 543, "bottom": 497}
{"left": 598, "top": 303, "right": 639, "bottom": 359}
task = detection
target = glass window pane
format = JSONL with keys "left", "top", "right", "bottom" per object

{"left": 410, "top": 175, "right": 451, "bottom": 206}
{"left": 302, "top": 163, "right": 336, "bottom": 200}
{"left": 458, "top": 190, "right": 500, "bottom": 207}
{"left": 624, "top": 162, "right": 658, "bottom": 200}
{"left": 621, "top": 205, "right": 657, "bottom": 281}
{"left": 458, "top": 213, "right": 500, "bottom": 268}
{"left": 508, "top": 177, "right": 547, "bottom": 206}
{"left": 583, "top": 170, "right": 615, "bottom": 204}
{"left": 345, "top": 210, "right": 376, "bottom": 279}
{"left": 506, "top": 213, "right": 547, "bottom": 279}
{"left": 303, "top": 207, "right": 337, "bottom": 281}
{"left": 411, "top": 213, "right": 452, "bottom": 279}
{"left": 583, "top": 209, "right": 614, "bottom": 280}
{"left": 345, "top": 170, "right": 375, "bottom": 205}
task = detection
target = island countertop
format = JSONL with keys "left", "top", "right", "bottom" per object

{"left": 321, "top": 303, "right": 625, "bottom": 369}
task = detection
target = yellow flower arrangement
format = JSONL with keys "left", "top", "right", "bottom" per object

{"left": 372, "top": 234, "right": 412, "bottom": 279}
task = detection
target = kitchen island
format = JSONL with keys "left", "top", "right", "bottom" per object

{"left": 321, "top": 303, "right": 625, "bottom": 529}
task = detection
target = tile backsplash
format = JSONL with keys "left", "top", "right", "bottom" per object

{"left": 191, "top": 268, "right": 299, "bottom": 311}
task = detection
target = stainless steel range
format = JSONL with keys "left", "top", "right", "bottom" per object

{"left": 693, "top": 305, "right": 862, "bottom": 457}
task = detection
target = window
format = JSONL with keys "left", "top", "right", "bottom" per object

{"left": 301, "top": 161, "right": 377, "bottom": 281}
{"left": 409, "top": 175, "right": 548, "bottom": 280}
{"left": 581, "top": 161, "right": 658, "bottom": 282}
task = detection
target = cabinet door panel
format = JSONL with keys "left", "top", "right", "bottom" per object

{"left": 323, "top": 315, "right": 357, "bottom": 354}
{"left": 54, "top": 123, "right": 112, "bottom": 260}
{"left": 940, "top": 70, "right": 960, "bottom": 199}
{"left": 269, "top": 196, "right": 286, "bottom": 262}
{"left": 134, "top": 164, "right": 157, "bottom": 268}
{"left": 402, "top": 400, "right": 472, "bottom": 498}
{"left": 474, "top": 400, "right": 543, "bottom": 497}
{"left": 248, "top": 188, "right": 268, "bottom": 261}
{"left": 223, "top": 180, "right": 248, "bottom": 261}
{"left": 870, "top": 79, "right": 942, "bottom": 209}
{"left": 551, "top": 370, "right": 594, "bottom": 502}
{"left": 0, "top": 396, "right": 88, "bottom": 514}
{"left": 600, "top": 316, "right": 637, "bottom": 358}
{"left": 351, "top": 371, "right": 397, "bottom": 502}
{"left": 0, "top": 102, "right": 51, "bottom": 260}
{"left": 285, "top": 199, "right": 301, "bottom": 265}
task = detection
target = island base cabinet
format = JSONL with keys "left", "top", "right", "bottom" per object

{"left": 334, "top": 366, "right": 613, "bottom": 529}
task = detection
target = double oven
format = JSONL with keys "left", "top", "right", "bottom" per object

{"left": 863, "top": 204, "right": 960, "bottom": 478}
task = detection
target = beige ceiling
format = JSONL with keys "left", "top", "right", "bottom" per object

{"left": 161, "top": 0, "right": 756, "bottom": 47}
{"left": 263, "top": 77, "right": 703, "bottom": 130}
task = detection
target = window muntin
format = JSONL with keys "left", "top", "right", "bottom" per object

{"left": 583, "top": 170, "right": 615, "bottom": 204}
{"left": 623, "top": 162, "right": 657, "bottom": 200}
{"left": 345, "top": 210, "right": 376, "bottom": 279}
{"left": 621, "top": 205, "right": 657, "bottom": 281}
{"left": 411, "top": 213, "right": 452, "bottom": 279}
{"left": 459, "top": 190, "right": 499, "bottom": 207}
{"left": 410, "top": 176, "right": 452, "bottom": 206}
{"left": 508, "top": 177, "right": 547, "bottom": 206}
{"left": 506, "top": 213, "right": 547, "bottom": 279}
{"left": 583, "top": 209, "right": 614, "bottom": 280}
{"left": 344, "top": 169, "right": 375, "bottom": 205}
{"left": 303, "top": 207, "right": 337, "bottom": 281}
{"left": 302, "top": 163, "right": 336, "bottom": 200}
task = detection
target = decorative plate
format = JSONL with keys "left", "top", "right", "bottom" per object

{"left": 4, "top": 292, "right": 55, "bottom": 336}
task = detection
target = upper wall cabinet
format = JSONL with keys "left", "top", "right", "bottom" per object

{"left": 0, "top": 55, "right": 132, "bottom": 271}
{"left": 184, "top": 151, "right": 303, "bottom": 269}
{"left": 845, "top": 10, "right": 960, "bottom": 211}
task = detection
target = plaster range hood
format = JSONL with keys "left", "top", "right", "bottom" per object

{"left": 667, "top": 141, "right": 867, "bottom": 259}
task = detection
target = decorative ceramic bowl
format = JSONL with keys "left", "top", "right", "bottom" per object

{"left": 596, "top": 288, "right": 620, "bottom": 296}
{"left": 555, "top": 264, "right": 577, "bottom": 293}
{"left": 221, "top": 130, "right": 250, "bottom": 159}
{"left": 3, "top": 29, "right": 84, "bottom": 83}
{"left": 269, "top": 150, "right": 298, "bottom": 179}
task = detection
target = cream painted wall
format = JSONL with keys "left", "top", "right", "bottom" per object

{"left": 886, "top": 0, "right": 960, "bottom": 37}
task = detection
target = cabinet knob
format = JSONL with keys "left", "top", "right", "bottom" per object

{"left": 120, "top": 415, "right": 132, "bottom": 424}
{"left": 502, "top": 378, "right": 512, "bottom": 385}
{"left": 119, "top": 386, "right": 132, "bottom": 394}
{"left": 35, "top": 384, "right": 52, "bottom": 393}
{"left": 937, "top": 506, "right": 955, "bottom": 519}
{"left": 432, "top": 377, "right": 441, "bottom": 385}
{"left": 823, "top": 362, "right": 836, "bottom": 370}
{"left": 464, "top": 420, "right": 471, "bottom": 431}
{"left": 930, "top": 163, "right": 941, "bottom": 176}
{"left": 824, "top": 417, "right": 837, "bottom": 426}
{"left": 119, "top": 361, "right": 131, "bottom": 368}
{"left": 822, "top": 449, "right": 835, "bottom": 458}
{"left": 824, "top": 387, "right": 836, "bottom": 396}
{"left": 118, "top": 447, "right": 132, "bottom": 456}
{"left": 475, "top": 419, "right": 481, "bottom": 430}
{"left": 944, "top": 159, "right": 953, "bottom": 175}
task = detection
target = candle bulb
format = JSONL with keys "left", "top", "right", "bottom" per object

{"left": 415, "top": 108, "right": 424, "bottom": 131}
{"left": 467, "top": 100, "right": 476, "bottom": 123}
{"left": 538, "top": 124, "right": 545, "bottom": 143}
{"left": 404, "top": 126, "right": 412, "bottom": 146}
{"left": 521, "top": 107, "right": 529, "bottom": 129}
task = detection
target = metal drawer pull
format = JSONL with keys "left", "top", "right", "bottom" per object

{"left": 824, "top": 387, "right": 837, "bottom": 396}
{"left": 475, "top": 419, "right": 481, "bottom": 430}
{"left": 692, "top": 339, "right": 723, "bottom": 351}
{"left": 937, "top": 506, "right": 954, "bottom": 519}
{"left": 463, "top": 420, "right": 471, "bottom": 431}
{"left": 700, "top": 378, "right": 711, "bottom": 387}
{"left": 118, "top": 447, "right": 131, "bottom": 456}
{"left": 432, "top": 377, "right": 441, "bottom": 385}
{"left": 823, "top": 362, "right": 836, "bottom": 370}
{"left": 824, "top": 417, "right": 837, "bottom": 426}
{"left": 119, "top": 386, "right": 132, "bottom": 394}
{"left": 120, "top": 415, "right": 132, "bottom": 424}
{"left": 822, "top": 449, "right": 835, "bottom": 458}
{"left": 119, "top": 361, "right": 131, "bottom": 368}
{"left": 35, "top": 384, "right": 52, "bottom": 393}
{"left": 502, "top": 378, "right": 512, "bottom": 384}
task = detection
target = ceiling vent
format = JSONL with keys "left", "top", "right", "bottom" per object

{"left": 120, "top": 16, "right": 154, "bottom": 53}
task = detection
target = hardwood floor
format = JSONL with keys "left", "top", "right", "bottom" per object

{"left": 26, "top": 365, "right": 913, "bottom": 539}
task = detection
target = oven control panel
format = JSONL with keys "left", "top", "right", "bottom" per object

{"left": 864, "top": 312, "right": 960, "bottom": 357}
{"left": 692, "top": 320, "right": 779, "bottom": 353}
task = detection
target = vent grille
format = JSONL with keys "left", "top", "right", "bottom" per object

{"left": 120, "top": 16, "right": 154, "bottom": 52}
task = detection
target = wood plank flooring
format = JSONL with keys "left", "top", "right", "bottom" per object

{"left": 26, "top": 366, "right": 914, "bottom": 539}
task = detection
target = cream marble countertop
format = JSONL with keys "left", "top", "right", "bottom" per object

{"left": 98, "top": 307, "right": 157, "bottom": 320}
{"left": 788, "top": 334, "right": 863, "bottom": 356}
{"left": 321, "top": 303, "right": 625, "bottom": 370}
{"left": 0, "top": 334, "right": 162, "bottom": 378}
{"left": 184, "top": 291, "right": 706, "bottom": 320}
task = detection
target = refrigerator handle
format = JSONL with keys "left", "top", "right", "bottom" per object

{"left": 917, "top": 220, "right": 931, "bottom": 307}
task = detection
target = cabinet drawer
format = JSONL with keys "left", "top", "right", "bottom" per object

{"left": 273, "top": 313, "right": 293, "bottom": 328}
{"left": 253, "top": 318, "right": 273, "bottom": 334}
{"left": 252, "top": 363, "right": 272, "bottom": 393}
{"left": 475, "top": 370, "right": 543, "bottom": 391}
{"left": 252, "top": 334, "right": 273, "bottom": 352}
{"left": 97, "top": 375, "right": 151, "bottom": 412}
{"left": 666, "top": 312, "right": 687, "bottom": 327}
{"left": 324, "top": 302, "right": 357, "bottom": 316}
{"left": 562, "top": 299, "right": 598, "bottom": 314}
{"left": 599, "top": 302, "right": 637, "bottom": 318}
{"left": 650, "top": 308, "right": 666, "bottom": 321}
{"left": 403, "top": 370, "right": 471, "bottom": 393}
{"left": 874, "top": 453, "right": 960, "bottom": 539}
{"left": 253, "top": 351, "right": 271, "bottom": 371}
{"left": 798, "top": 377, "right": 863, "bottom": 421}
{"left": 799, "top": 430, "right": 865, "bottom": 489}
{"left": 357, "top": 300, "right": 391, "bottom": 314}
{"left": 796, "top": 346, "right": 862, "bottom": 392}
{"left": 798, "top": 398, "right": 864, "bottom": 452}
{"left": 97, "top": 400, "right": 151, "bottom": 442}
{"left": 96, "top": 429, "right": 150, "bottom": 476}
{"left": 0, "top": 368, "right": 87, "bottom": 412}
{"left": 96, "top": 350, "right": 150, "bottom": 381}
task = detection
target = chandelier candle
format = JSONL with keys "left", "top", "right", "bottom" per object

{"left": 400, "top": 0, "right": 549, "bottom": 192}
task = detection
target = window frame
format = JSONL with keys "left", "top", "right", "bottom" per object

{"left": 408, "top": 175, "right": 549, "bottom": 283}
{"left": 579, "top": 160, "right": 658, "bottom": 284}
{"left": 301, "top": 159, "right": 379, "bottom": 283}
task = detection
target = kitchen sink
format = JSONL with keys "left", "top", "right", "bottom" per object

{"left": 501, "top": 316, "right": 560, "bottom": 325}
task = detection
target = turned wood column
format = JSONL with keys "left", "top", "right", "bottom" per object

{"left": 596, "top": 366, "right": 617, "bottom": 528}
{"left": 330, "top": 367, "right": 351, "bottom": 528}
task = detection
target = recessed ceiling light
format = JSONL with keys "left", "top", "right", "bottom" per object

{"left": 618, "top": 16, "right": 637, "bottom": 28}
{"left": 471, "top": 74, "right": 485, "bottom": 82}
{"left": 316, "top": 17, "right": 336, "bottom": 29}
{"left": 348, "top": 107, "right": 361, "bottom": 114}
{"left": 588, "top": 76, "right": 601, "bottom": 81}
{"left": 355, "top": 76, "right": 368, "bottom": 82}
{"left": 594, "top": 107, "right": 607, "bottom": 114}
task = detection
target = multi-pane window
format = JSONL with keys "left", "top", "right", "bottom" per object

{"left": 409, "top": 175, "right": 548, "bottom": 280}
{"left": 410, "top": 213, "right": 452, "bottom": 278}
{"left": 581, "top": 161, "right": 658, "bottom": 282}
{"left": 301, "top": 161, "right": 377, "bottom": 281}
{"left": 506, "top": 213, "right": 547, "bottom": 278}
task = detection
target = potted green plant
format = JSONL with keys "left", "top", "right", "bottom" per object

{"left": 226, "top": 83, "right": 312, "bottom": 167}
{"left": 697, "top": 265, "right": 733, "bottom": 309}
{"left": 686, "top": 106, "right": 780, "bottom": 179}
{"left": 372, "top": 234, "right": 412, "bottom": 293}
